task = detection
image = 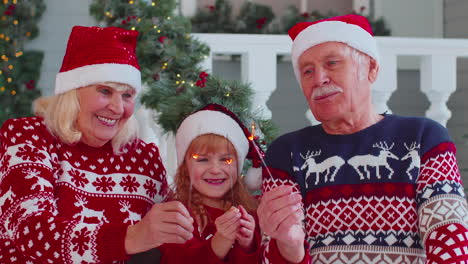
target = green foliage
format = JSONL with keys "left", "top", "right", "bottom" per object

{"left": 90, "top": 0, "right": 278, "bottom": 149}
{"left": 0, "top": 0, "right": 45, "bottom": 125}
{"left": 191, "top": 1, "right": 391, "bottom": 36}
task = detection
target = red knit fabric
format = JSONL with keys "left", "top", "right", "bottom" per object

{"left": 0, "top": 116, "right": 168, "bottom": 264}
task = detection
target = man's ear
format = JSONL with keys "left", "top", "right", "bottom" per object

{"left": 368, "top": 58, "right": 379, "bottom": 83}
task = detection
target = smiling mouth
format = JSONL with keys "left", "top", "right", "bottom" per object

{"left": 204, "top": 179, "right": 226, "bottom": 184}
{"left": 97, "top": 115, "right": 118, "bottom": 126}
{"left": 314, "top": 91, "right": 340, "bottom": 100}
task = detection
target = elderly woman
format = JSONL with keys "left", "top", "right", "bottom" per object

{"left": 0, "top": 26, "right": 193, "bottom": 264}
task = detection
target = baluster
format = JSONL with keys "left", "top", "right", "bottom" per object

{"left": 241, "top": 50, "right": 277, "bottom": 119}
{"left": 420, "top": 55, "right": 457, "bottom": 126}
{"left": 372, "top": 53, "right": 398, "bottom": 114}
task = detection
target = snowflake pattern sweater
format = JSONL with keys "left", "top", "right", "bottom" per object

{"left": 159, "top": 205, "right": 262, "bottom": 264}
{"left": 0, "top": 117, "right": 168, "bottom": 264}
{"left": 261, "top": 114, "right": 468, "bottom": 264}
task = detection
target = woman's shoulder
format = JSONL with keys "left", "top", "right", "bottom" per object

{"left": 0, "top": 116, "right": 51, "bottom": 144}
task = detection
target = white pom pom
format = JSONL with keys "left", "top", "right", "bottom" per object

{"left": 244, "top": 166, "right": 262, "bottom": 191}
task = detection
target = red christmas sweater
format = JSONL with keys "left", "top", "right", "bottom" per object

{"left": 159, "top": 205, "right": 262, "bottom": 264}
{"left": 261, "top": 114, "right": 468, "bottom": 263}
{"left": 0, "top": 116, "right": 169, "bottom": 264}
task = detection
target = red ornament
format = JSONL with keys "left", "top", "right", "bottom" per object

{"left": 301, "top": 12, "right": 310, "bottom": 18}
{"left": 158, "top": 36, "right": 167, "bottom": 43}
{"left": 195, "top": 72, "right": 209, "bottom": 87}
{"left": 199, "top": 71, "right": 209, "bottom": 79}
{"left": 207, "top": 5, "right": 215, "bottom": 12}
{"left": 121, "top": 20, "right": 127, "bottom": 25}
{"left": 256, "top": 17, "right": 267, "bottom": 29}
{"left": 25, "top": 80, "right": 35, "bottom": 90}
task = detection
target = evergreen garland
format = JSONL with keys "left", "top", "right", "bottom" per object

{"left": 90, "top": 0, "right": 278, "bottom": 150}
{"left": 0, "top": 0, "right": 45, "bottom": 125}
{"left": 191, "top": 1, "right": 391, "bottom": 36}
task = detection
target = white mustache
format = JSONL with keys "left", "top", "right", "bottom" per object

{"left": 312, "top": 85, "right": 343, "bottom": 99}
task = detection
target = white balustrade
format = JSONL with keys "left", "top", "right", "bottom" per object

{"left": 138, "top": 34, "right": 468, "bottom": 176}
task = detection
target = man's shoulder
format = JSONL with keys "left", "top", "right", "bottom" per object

{"left": 385, "top": 114, "right": 446, "bottom": 132}
{"left": 273, "top": 125, "right": 320, "bottom": 143}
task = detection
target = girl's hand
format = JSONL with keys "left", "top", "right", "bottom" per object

{"left": 236, "top": 205, "right": 256, "bottom": 252}
{"left": 214, "top": 206, "right": 241, "bottom": 242}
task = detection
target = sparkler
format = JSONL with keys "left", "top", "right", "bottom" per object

{"left": 249, "top": 122, "right": 273, "bottom": 179}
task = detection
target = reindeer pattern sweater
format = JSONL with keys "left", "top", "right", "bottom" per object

{"left": 261, "top": 114, "right": 468, "bottom": 264}
{"left": 0, "top": 117, "right": 168, "bottom": 264}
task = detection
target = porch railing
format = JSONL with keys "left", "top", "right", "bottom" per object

{"left": 137, "top": 33, "right": 468, "bottom": 177}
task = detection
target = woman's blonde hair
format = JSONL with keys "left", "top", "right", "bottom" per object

{"left": 33, "top": 82, "right": 139, "bottom": 155}
{"left": 173, "top": 134, "right": 258, "bottom": 230}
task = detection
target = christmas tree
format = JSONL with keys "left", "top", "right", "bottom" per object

{"left": 0, "top": 0, "right": 45, "bottom": 125}
{"left": 89, "top": 0, "right": 277, "bottom": 150}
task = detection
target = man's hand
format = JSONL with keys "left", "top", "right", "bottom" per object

{"left": 257, "top": 185, "right": 305, "bottom": 262}
{"left": 125, "top": 201, "right": 194, "bottom": 254}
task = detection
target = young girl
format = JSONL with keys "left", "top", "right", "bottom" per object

{"left": 159, "top": 104, "right": 263, "bottom": 263}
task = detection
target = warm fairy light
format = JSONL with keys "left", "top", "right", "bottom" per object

{"left": 0, "top": 34, "right": 4, "bottom": 39}
{"left": 15, "top": 51, "right": 23, "bottom": 57}
{"left": 176, "top": 74, "right": 181, "bottom": 78}
{"left": 1, "top": 55, "right": 7, "bottom": 61}
{"left": 167, "top": 16, "right": 171, "bottom": 20}
{"left": 226, "top": 93, "right": 230, "bottom": 97}
{"left": 248, "top": 122, "right": 256, "bottom": 141}
{"left": 153, "top": 25, "right": 158, "bottom": 29}
{"left": 11, "top": 90, "right": 16, "bottom": 95}
{"left": 137, "top": 18, "right": 141, "bottom": 22}
{"left": 3, "top": 0, "right": 8, "bottom": 4}
{"left": 7, "top": 77, "right": 12, "bottom": 83}
{"left": 0, "top": 87, "right": 5, "bottom": 92}
{"left": 5, "top": 36, "right": 10, "bottom": 41}
{"left": 12, "top": 0, "right": 16, "bottom": 3}
{"left": 129, "top": 0, "right": 134, "bottom": 4}
{"left": 131, "top": 27, "right": 135, "bottom": 30}
{"left": 13, "top": 20, "right": 18, "bottom": 25}
{"left": 157, "top": 29, "right": 161, "bottom": 33}
{"left": 190, "top": 83, "right": 194, "bottom": 87}
{"left": 192, "top": 154, "right": 199, "bottom": 160}
{"left": 0, "top": 70, "right": 2, "bottom": 74}
{"left": 26, "top": 32, "right": 31, "bottom": 37}
{"left": 176, "top": 81, "right": 180, "bottom": 84}
{"left": 164, "top": 62, "right": 168, "bottom": 66}
{"left": 181, "top": 80, "right": 185, "bottom": 84}
{"left": 152, "top": 2, "right": 155, "bottom": 6}
{"left": 8, "top": 65, "right": 13, "bottom": 70}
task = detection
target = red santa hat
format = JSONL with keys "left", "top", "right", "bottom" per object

{"left": 175, "top": 104, "right": 264, "bottom": 190}
{"left": 55, "top": 26, "right": 141, "bottom": 95}
{"left": 289, "top": 14, "right": 379, "bottom": 82}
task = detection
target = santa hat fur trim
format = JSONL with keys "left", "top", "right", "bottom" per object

{"left": 55, "top": 63, "right": 141, "bottom": 95}
{"left": 289, "top": 14, "right": 379, "bottom": 83}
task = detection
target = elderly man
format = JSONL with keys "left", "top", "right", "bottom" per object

{"left": 257, "top": 14, "right": 468, "bottom": 263}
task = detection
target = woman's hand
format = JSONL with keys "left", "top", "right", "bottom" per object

{"left": 236, "top": 205, "right": 256, "bottom": 252}
{"left": 125, "top": 201, "right": 194, "bottom": 254}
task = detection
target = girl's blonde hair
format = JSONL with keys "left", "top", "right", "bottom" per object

{"left": 173, "top": 134, "right": 258, "bottom": 230}
{"left": 33, "top": 82, "right": 139, "bottom": 155}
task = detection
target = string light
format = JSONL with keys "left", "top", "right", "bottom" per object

{"left": 13, "top": 0, "right": 16, "bottom": 3}
{"left": 26, "top": 32, "right": 31, "bottom": 37}
{"left": 0, "top": 87, "right": 4, "bottom": 92}
{"left": 13, "top": 20, "right": 18, "bottom": 25}
{"left": 0, "top": 34, "right": 4, "bottom": 39}
{"left": 175, "top": 81, "right": 180, "bottom": 85}
{"left": 8, "top": 65, "right": 13, "bottom": 70}
{"left": 152, "top": 2, "right": 155, "bottom": 6}
{"left": 15, "top": 51, "right": 23, "bottom": 57}
{"left": 153, "top": 25, "right": 158, "bottom": 29}
{"left": 226, "top": 93, "right": 230, "bottom": 97}
{"left": 0, "top": 70, "right": 2, "bottom": 74}
{"left": 137, "top": 18, "right": 141, "bottom": 22}
{"left": 5, "top": 36, "right": 10, "bottom": 41}
{"left": 3, "top": 0, "right": 8, "bottom": 4}
{"left": 7, "top": 78, "right": 12, "bottom": 83}
{"left": 11, "top": 90, "right": 16, "bottom": 95}
{"left": 176, "top": 74, "right": 181, "bottom": 78}
{"left": 129, "top": 0, "right": 134, "bottom": 4}
{"left": 167, "top": 16, "right": 171, "bottom": 20}
{"left": 1, "top": 55, "right": 8, "bottom": 61}
{"left": 131, "top": 27, "right": 135, "bottom": 30}
{"left": 157, "top": 29, "right": 161, "bottom": 33}
{"left": 181, "top": 80, "right": 185, "bottom": 84}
